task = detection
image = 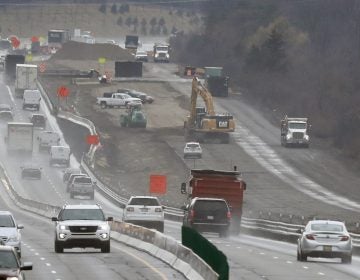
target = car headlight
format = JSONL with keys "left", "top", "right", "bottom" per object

{"left": 59, "top": 225, "right": 68, "bottom": 230}
{"left": 286, "top": 134, "right": 292, "bottom": 140}
{"left": 304, "top": 135, "right": 309, "bottom": 140}
{"left": 155, "top": 54, "right": 159, "bottom": 57}
{"left": 98, "top": 224, "right": 109, "bottom": 230}
{"left": 7, "top": 236, "right": 19, "bottom": 242}
{"left": 166, "top": 54, "right": 169, "bottom": 58}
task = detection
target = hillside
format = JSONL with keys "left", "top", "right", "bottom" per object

{"left": 0, "top": 3, "right": 202, "bottom": 38}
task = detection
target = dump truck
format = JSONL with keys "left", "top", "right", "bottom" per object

{"left": 120, "top": 106, "right": 147, "bottom": 128}
{"left": 204, "top": 66, "right": 229, "bottom": 97}
{"left": 153, "top": 43, "right": 170, "bottom": 63}
{"left": 281, "top": 115, "right": 310, "bottom": 148}
{"left": 184, "top": 77, "right": 235, "bottom": 143}
{"left": 15, "top": 64, "right": 38, "bottom": 98}
{"left": 181, "top": 169, "right": 246, "bottom": 234}
{"left": 125, "top": 35, "right": 139, "bottom": 50}
{"left": 6, "top": 122, "right": 34, "bottom": 154}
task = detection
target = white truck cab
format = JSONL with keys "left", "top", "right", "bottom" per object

{"left": 50, "top": 145, "right": 71, "bottom": 167}
{"left": 23, "top": 89, "right": 41, "bottom": 110}
{"left": 281, "top": 116, "right": 310, "bottom": 148}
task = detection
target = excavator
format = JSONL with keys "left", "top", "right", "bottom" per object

{"left": 184, "top": 77, "right": 235, "bottom": 143}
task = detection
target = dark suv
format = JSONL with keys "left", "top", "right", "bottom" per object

{"left": 182, "top": 197, "right": 231, "bottom": 237}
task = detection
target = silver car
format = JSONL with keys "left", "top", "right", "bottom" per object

{"left": 183, "top": 142, "right": 202, "bottom": 159}
{"left": 0, "top": 211, "right": 24, "bottom": 257}
{"left": 297, "top": 220, "right": 352, "bottom": 263}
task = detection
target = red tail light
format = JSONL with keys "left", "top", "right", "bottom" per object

{"left": 227, "top": 211, "right": 231, "bottom": 219}
{"left": 340, "top": 235, "right": 349, "bottom": 241}
{"left": 305, "top": 234, "right": 315, "bottom": 240}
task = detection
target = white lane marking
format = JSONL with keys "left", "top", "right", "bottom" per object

{"left": 51, "top": 270, "right": 57, "bottom": 274}
{"left": 46, "top": 263, "right": 51, "bottom": 266}
{"left": 35, "top": 252, "right": 39, "bottom": 256}
{"left": 318, "top": 272, "right": 325, "bottom": 276}
{"left": 6, "top": 85, "right": 15, "bottom": 103}
{"left": 40, "top": 257, "right": 45, "bottom": 260}
{"left": 111, "top": 243, "right": 168, "bottom": 280}
{"left": 286, "top": 260, "right": 292, "bottom": 264}
{"left": 236, "top": 246, "right": 241, "bottom": 249}
{"left": 273, "top": 256, "right": 278, "bottom": 259}
{"left": 303, "top": 266, "right": 309, "bottom": 269}
{"left": 233, "top": 126, "right": 360, "bottom": 212}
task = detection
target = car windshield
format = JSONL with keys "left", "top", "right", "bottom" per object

{"left": 129, "top": 198, "right": 160, "bottom": 206}
{"left": 194, "top": 201, "right": 227, "bottom": 212}
{"left": 59, "top": 209, "right": 105, "bottom": 221}
{"left": 187, "top": 144, "right": 200, "bottom": 149}
{"left": 288, "top": 122, "right": 306, "bottom": 129}
{"left": 311, "top": 223, "right": 343, "bottom": 232}
{"left": 0, "top": 251, "right": 19, "bottom": 268}
{"left": 156, "top": 46, "right": 168, "bottom": 51}
{"left": 137, "top": 51, "right": 146, "bottom": 55}
{"left": 74, "top": 177, "right": 92, "bottom": 184}
{"left": 0, "top": 215, "right": 15, "bottom": 227}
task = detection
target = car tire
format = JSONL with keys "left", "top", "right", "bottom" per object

{"left": 100, "top": 102, "right": 107, "bottom": 109}
{"left": 158, "top": 223, "right": 164, "bottom": 233}
{"left": 219, "top": 227, "right": 229, "bottom": 238}
{"left": 342, "top": 255, "right": 352, "bottom": 264}
{"left": 101, "top": 241, "right": 110, "bottom": 253}
{"left": 297, "top": 248, "right": 307, "bottom": 262}
{"left": 55, "top": 240, "right": 64, "bottom": 253}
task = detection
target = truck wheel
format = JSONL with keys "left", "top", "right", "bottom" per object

{"left": 55, "top": 240, "right": 64, "bottom": 253}
{"left": 100, "top": 102, "right": 107, "bottom": 109}
{"left": 101, "top": 241, "right": 110, "bottom": 253}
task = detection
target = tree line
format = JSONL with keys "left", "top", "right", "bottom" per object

{"left": 171, "top": 0, "right": 360, "bottom": 160}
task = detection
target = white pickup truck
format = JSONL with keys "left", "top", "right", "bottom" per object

{"left": 96, "top": 93, "right": 142, "bottom": 109}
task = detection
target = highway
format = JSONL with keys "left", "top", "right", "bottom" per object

{"left": 1, "top": 67, "right": 360, "bottom": 279}
{"left": 0, "top": 77, "right": 187, "bottom": 280}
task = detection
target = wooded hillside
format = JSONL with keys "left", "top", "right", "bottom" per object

{"left": 171, "top": 0, "right": 360, "bottom": 159}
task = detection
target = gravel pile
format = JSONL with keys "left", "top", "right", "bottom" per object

{"left": 50, "top": 41, "right": 134, "bottom": 61}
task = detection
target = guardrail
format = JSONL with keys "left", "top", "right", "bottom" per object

{"left": 36, "top": 81, "right": 360, "bottom": 252}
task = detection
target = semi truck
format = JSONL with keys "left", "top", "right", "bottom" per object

{"left": 180, "top": 169, "right": 246, "bottom": 234}
{"left": 48, "top": 29, "right": 71, "bottom": 51}
{"left": 15, "top": 64, "right": 38, "bottom": 98}
{"left": 153, "top": 43, "right": 170, "bottom": 63}
{"left": 280, "top": 116, "right": 310, "bottom": 148}
{"left": 4, "top": 54, "right": 25, "bottom": 83}
{"left": 6, "top": 122, "right": 34, "bottom": 154}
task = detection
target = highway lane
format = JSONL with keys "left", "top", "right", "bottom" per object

{"left": 164, "top": 219, "right": 360, "bottom": 280}
{"left": 0, "top": 159, "right": 186, "bottom": 280}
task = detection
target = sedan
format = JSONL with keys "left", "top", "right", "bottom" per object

{"left": 117, "top": 88, "right": 154, "bottom": 104}
{"left": 0, "top": 246, "right": 32, "bottom": 279}
{"left": 135, "top": 50, "right": 148, "bottom": 62}
{"left": 297, "top": 220, "right": 352, "bottom": 263}
{"left": 0, "top": 110, "right": 14, "bottom": 121}
{"left": 184, "top": 142, "right": 202, "bottom": 159}
{"left": 0, "top": 103, "right": 12, "bottom": 112}
{"left": 20, "top": 165, "right": 42, "bottom": 180}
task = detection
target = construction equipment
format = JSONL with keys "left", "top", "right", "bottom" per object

{"left": 184, "top": 77, "right": 235, "bottom": 143}
{"left": 120, "top": 106, "right": 147, "bottom": 128}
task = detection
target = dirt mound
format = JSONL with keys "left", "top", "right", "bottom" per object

{"left": 51, "top": 41, "right": 134, "bottom": 61}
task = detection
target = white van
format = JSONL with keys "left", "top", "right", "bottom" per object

{"left": 38, "top": 131, "right": 60, "bottom": 152}
{"left": 50, "top": 145, "right": 71, "bottom": 167}
{"left": 23, "top": 89, "right": 41, "bottom": 110}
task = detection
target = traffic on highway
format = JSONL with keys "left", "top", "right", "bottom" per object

{"left": 0, "top": 1, "right": 360, "bottom": 280}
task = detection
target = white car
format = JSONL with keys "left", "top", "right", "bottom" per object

{"left": 122, "top": 196, "right": 165, "bottom": 232}
{"left": 297, "top": 220, "right": 352, "bottom": 263}
{"left": 135, "top": 50, "right": 148, "bottom": 62}
{"left": 0, "top": 211, "right": 24, "bottom": 257}
{"left": 183, "top": 142, "right": 202, "bottom": 159}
